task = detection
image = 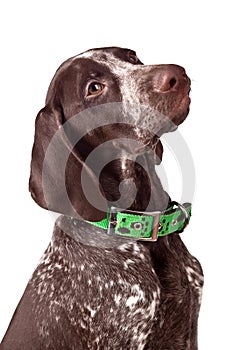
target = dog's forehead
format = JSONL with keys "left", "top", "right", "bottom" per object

{"left": 81, "top": 47, "right": 134, "bottom": 60}
{"left": 72, "top": 47, "right": 140, "bottom": 70}
{"left": 77, "top": 50, "right": 115, "bottom": 64}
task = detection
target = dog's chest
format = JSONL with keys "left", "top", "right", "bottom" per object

{"left": 144, "top": 236, "right": 203, "bottom": 349}
{"left": 30, "top": 227, "right": 203, "bottom": 350}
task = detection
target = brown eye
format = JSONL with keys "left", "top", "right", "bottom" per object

{"left": 87, "top": 82, "right": 105, "bottom": 96}
{"left": 128, "top": 51, "right": 139, "bottom": 64}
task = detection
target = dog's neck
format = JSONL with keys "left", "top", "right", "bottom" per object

{"left": 99, "top": 151, "right": 169, "bottom": 213}
{"left": 62, "top": 149, "right": 171, "bottom": 248}
{"left": 60, "top": 151, "right": 171, "bottom": 248}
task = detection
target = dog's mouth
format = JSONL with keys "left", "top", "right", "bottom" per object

{"left": 87, "top": 87, "right": 191, "bottom": 159}
{"left": 134, "top": 93, "right": 191, "bottom": 155}
{"left": 173, "top": 94, "right": 191, "bottom": 117}
{"left": 155, "top": 91, "right": 191, "bottom": 134}
{"left": 179, "top": 95, "right": 191, "bottom": 112}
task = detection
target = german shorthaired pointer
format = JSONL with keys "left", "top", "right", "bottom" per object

{"left": 1, "top": 47, "right": 203, "bottom": 349}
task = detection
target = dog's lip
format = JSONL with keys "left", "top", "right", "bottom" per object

{"left": 169, "top": 94, "right": 191, "bottom": 119}
{"left": 153, "top": 94, "right": 191, "bottom": 135}
{"left": 182, "top": 95, "right": 191, "bottom": 107}
{"left": 180, "top": 95, "right": 191, "bottom": 115}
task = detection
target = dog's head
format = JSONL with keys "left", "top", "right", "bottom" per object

{"left": 29, "top": 47, "right": 191, "bottom": 220}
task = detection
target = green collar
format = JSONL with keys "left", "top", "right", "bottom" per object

{"left": 86, "top": 202, "right": 191, "bottom": 241}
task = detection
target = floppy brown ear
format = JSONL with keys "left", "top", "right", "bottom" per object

{"left": 29, "top": 105, "right": 107, "bottom": 221}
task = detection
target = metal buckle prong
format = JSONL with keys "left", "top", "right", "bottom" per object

{"left": 149, "top": 212, "right": 161, "bottom": 241}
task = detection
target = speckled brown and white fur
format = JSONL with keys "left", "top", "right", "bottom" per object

{"left": 1, "top": 47, "right": 203, "bottom": 350}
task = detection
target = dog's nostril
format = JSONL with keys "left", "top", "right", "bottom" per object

{"left": 154, "top": 72, "right": 179, "bottom": 93}
{"left": 158, "top": 75, "right": 178, "bottom": 92}
{"left": 169, "top": 78, "right": 177, "bottom": 89}
{"left": 153, "top": 65, "right": 190, "bottom": 93}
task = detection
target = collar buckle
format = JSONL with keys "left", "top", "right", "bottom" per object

{"left": 108, "top": 207, "right": 161, "bottom": 241}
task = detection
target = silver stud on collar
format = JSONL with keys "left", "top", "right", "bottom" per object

{"left": 133, "top": 222, "right": 143, "bottom": 231}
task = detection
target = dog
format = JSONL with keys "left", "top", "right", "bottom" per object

{"left": 1, "top": 47, "right": 203, "bottom": 349}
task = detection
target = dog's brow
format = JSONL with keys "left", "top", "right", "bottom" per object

{"left": 74, "top": 50, "right": 135, "bottom": 70}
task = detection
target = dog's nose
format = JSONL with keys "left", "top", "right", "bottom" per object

{"left": 153, "top": 65, "right": 190, "bottom": 93}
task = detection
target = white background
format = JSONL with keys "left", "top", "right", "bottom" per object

{"left": 0, "top": 1, "right": 239, "bottom": 348}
